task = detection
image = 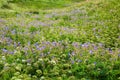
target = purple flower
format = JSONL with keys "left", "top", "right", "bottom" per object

{"left": 80, "top": 54, "right": 83, "bottom": 56}
{"left": 94, "top": 46, "right": 98, "bottom": 50}
{"left": 89, "top": 50, "right": 93, "bottom": 54}
{"left": 18, "top": 42, "right": 21, "bottom": 46}
{"left": 72, "top": 42, "right": 79, "bottom": 48}
{"left": 34, "top": 42, "right": 39, "bottom": 47}
{"left": 108, "top": 48, "right": 112, "bottom": 53}
{"left": 4, "top": 26, "right": 9, "bottom": 31}
{"left": 45, "top": 14, "right": 52, "bottom": 18}
{"left": 77, "top": 60, "right": 82, "bottom": 63}
{"left": 38, "top": 46, "right": 46, "bottom": 51}
{"left": 11, "top": 29, "right": 16, "bottom": 34}
{"left": 71, "top": 60, "right": 74, "bottom": 64}
{"left": 9, "top": 51, "right": 14, "bottom": 54}
{"left": 98, "top": 43, "right": 103, "bottom": 47}
{"left": 71, "top": 51, "right": 75, "bottom": 56}
{"left": 81, "top": 43, "right": 89, "bottom": 48}
{"left": 24, "top": 47, "right": 28, "bottom": 51}
{"left": 0, "top": 19, "right": 6, "bottom": 23}
{"left": 28, "top": 41, "right": 31, "bottom": 46}
{"left": 2, "top": 48, "right": 8, "bottom": 53}
{"left": 42, "top": 46, "right": 46, "bottom": 49}
{"left": 14, "top": 42, "right": 17, "bottom": 47}
{"left": 52, "top": 42, "right": 57, "bottom": 46}
{"left": 26, "top": 59, "right": 31, "bottom": 63}
{"left": 93, "top": 28, "right": 96, "bottom": 31}
{"left": 46, "top": 41, "right": 50, "bottom": 45}
{"left": 38, "top": 22, "right": 47, "bottom": 26}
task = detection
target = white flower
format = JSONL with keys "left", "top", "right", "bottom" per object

{"left": 2, "top": 56, "right": 6, "bottom": 60}
{"left": 38, "top": 58, "right": 43, "bottom": 61}
{"left": 50, "top": 60, "right": 56, "bottom": 64}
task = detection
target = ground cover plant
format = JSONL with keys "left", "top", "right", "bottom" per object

{"left": 0, "top": 0, "right": 120, "bottom": 80}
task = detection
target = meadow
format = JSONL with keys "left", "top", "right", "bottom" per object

{"left": 0, "top": 0, "right": 120, "bottom": 80}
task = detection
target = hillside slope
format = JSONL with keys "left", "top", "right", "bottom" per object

{"left": 0, "top": 0, "right": 120, "bottom": 80}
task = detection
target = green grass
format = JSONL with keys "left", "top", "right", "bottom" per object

{"left": 0, "top": 0, "right": 85, "bottom": 18}
{"left": 0, "top": 0, "right": 120, "bottom": 80}
{"left": 0, "top": 0, "right": 84, "bottom": 10}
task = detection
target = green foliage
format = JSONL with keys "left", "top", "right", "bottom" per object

{"left": 0, "top": 0, "right": 120, "bottom": 80}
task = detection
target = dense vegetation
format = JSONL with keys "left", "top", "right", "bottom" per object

{"left": 0, "top": 0, "right": 120, "bottom": 80}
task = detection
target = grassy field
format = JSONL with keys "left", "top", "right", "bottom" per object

{"left": 0, "top": 0, "right": 120, "bottom": 80}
